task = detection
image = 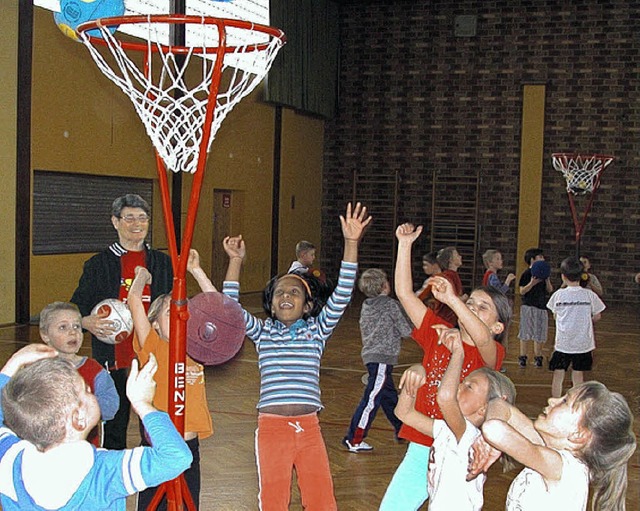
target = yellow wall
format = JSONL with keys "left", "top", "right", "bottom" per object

{"left": 22, "top": 8, "right": 323, "bottom": 318}
{"left": 0, "top": 2, "right": 18, "bottom": 324}
{"left": 516, "top": 84, "right": 546, "bottom": 280}
{"left": 277, "top": 109, "right": 324, "bottom": 273}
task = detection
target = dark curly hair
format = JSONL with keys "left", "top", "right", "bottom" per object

{"left": 262, "top": 272, "right": 334, "bottom": 320}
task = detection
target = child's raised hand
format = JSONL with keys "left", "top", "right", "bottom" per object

{"left": 187, "top": 249, "right": 202, "bottom": 274}
{"left": 127, "top": 354, "right": 158, "bottom": 418}
{"left": 223, "top": 235, "right": 246, "bottom": 260}
{"left": 1, "top": 344, "right": 57, "bottom": 377}
{"left": 395, "top": 223, "right": 423, "bottom": 244}
{"left": 340, "top": 202, "right": 372, "bottom": 242}
{"left": 429, "top": 275, "right": 457, "bottom": 304}
{"left": 433, "top": 325, "right": 462, "bottom": 353}
{"left": 467, "top": 435, "right": 503, "bottom": 481}
{"left": 130, "top": 266, "right": 152, "bottom": 297}
{"left": 399, "top": 364, "right": 426, "bottom": 397}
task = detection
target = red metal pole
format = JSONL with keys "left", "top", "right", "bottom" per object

{"left": 150, "top": 22, "right": 228, "bottom": 511}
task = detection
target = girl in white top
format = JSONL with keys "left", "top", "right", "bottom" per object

{"left": 470, "top": 381, "right": 636, "bottom": 511}
{"left": 394, "top": 327, "right": 516, "bottom": 511}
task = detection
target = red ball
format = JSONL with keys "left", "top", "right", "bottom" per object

{"left": 187, "top": 292, "right": 246, "bottom": 366}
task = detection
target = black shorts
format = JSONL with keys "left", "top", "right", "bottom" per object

{"left": 549, "top": 350, "right": 593, "bottom": 372}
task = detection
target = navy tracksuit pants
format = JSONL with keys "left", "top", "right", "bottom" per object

{"left": 344, "top": 362, "right": 403, "bottom": 444}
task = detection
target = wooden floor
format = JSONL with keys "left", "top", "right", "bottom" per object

{"left": 0, "top": 295, "right": 638, "bottom": 511}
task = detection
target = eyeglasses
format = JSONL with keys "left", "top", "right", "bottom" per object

{"left": 119, "top": 214, "right": 150, "bottom": 224}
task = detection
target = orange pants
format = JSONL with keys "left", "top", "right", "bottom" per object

{"left": 256, "top": 412, "right": 337, "bottom": 511}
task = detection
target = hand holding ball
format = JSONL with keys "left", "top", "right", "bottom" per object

{"left": 91, "top": 298, "right": 134, "bottom": 344}
{"left": 530, "top": 260, "right": 551, "bottom": 280}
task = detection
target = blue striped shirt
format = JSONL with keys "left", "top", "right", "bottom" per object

{"left": 223, "top": 261, "right": 357, "bottom": 410}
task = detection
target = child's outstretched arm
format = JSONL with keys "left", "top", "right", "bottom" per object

{"left": 223, "top": 235, "right": 245, "bottom": 283}
{"left": 123, "top": 354, "right": 193, "bottom": 493}
{"left": 545, "top": 277, "right": 554, "bottom": 294}
{"left": 129, "top": 266, "right": 153, "bottom": 347}
{"left": 395, "top": 388, "right": 435, "bottom": 437}
{"left": 187, "top": 249, "right": 217, "bottom": 293}
{"left": 221, "top": 235, "right": 263, "bottom": 338}
{"left": 430, "top": 275, "right": 497, "bottom": 367}
{"left": 394, "top": 223, "right": 428, "bottom": 328}
{"left": 479, "top": 400, "right": 565, "bottom": 482}
{"left": 520, "top": 276, "right": 541, "bottom": 296}
{"left": 435, "top": 327, "right": 467, "bottom": 442}
{"left": 127, "top": 354, "right": 159, "bottom": 420}
{"left": 340, "top": 202, "right": 372, "bottom": 263}
{"left": 1, "top": 344, "right": 57, "bottom": 378}
{"left": 395, "top": 365, "right": 433, "bottom": 437}
{"left": 468, "top": 399, "right": 545, "bottom": 479}
{"left": 398, "top": 363, "right": 426, "bottom": 397}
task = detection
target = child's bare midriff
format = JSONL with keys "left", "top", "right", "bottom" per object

{"left": 259, "top": 404, "right": 319, "bottom": 416}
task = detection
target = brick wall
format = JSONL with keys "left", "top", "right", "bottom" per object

{"left": 322, "top": 0, "right": 639, "bottom": 303}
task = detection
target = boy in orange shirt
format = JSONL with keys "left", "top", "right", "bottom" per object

{"left": 129, "top": 249, "right": 214, "bottom": 510}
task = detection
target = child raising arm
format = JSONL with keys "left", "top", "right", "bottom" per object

{"left": 472, "top": 382, "right": 636, "bottom": 511}
{"left": 0, "top": 346, "right": 191, "bottom": 511}
{"left": 395, "top": 329, "right": 516, "bottom": 511}
{"left": 128, "top": 248, "right": 215, "bottom": 510}
{"left": 222, "top": 202, "right": 371, "bottom": 511}
{"left": 381, "top": 223, "right": 510, "bottom": 511}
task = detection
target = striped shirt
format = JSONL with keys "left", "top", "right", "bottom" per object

{"left": 223, "top": 261, "right": 357, "bottom": 410}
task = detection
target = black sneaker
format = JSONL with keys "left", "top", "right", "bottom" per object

{"left": 534, "top": 356, "right": 543, "bottom": 368}
{"left": 518, "top": 355, "right": 527, "bottom": 368}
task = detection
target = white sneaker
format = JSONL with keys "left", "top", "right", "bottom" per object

{"left": 342, "top": 439, "right": 374, "bottom": 453}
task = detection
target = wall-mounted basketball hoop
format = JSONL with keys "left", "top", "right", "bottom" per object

{"left": 552, "top": 152, "right": 614, "bottom": 256}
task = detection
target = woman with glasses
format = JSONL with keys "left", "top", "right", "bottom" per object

{"left": 71, "top": 193, "right": 173, "bottom": 450}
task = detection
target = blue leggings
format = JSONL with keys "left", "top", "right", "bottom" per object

{"left": 379, "top": 442, "right": 430, "bottom": 511}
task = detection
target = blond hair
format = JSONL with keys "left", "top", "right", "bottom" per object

{"left": 358, "top": 268, "right": 388, "bottom": 298}
{"left": 2, "top": 358, "right": 80, "bottom": 451}
{"left": 482, "top": 249, "right": 501, "bottom": 268}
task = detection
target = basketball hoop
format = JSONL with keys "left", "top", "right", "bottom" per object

{"left": 552, "top": 153, "right": 614, "bottom": 195}
{"left": 551, "top": 153, "right": 614, "bottom": 255}
{"left": 77, "top": 15, "right": 285, "bottom": 174}
{"left": 76, "top": 15, "right": 285, "bottom": 511}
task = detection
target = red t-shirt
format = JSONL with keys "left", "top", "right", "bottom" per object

{"left": 116, "top": 250, "right": 151, "bottom": 368}
{"left": 398, "top": 308, "right": 506, "bottom": 446}
{"left": 432, "top": 269, "right": 464, "bottom": 326}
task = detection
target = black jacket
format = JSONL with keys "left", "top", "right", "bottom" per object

{"left": 70, "top": 242, "right": 173, "bottom": 368}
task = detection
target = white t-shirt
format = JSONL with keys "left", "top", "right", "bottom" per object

{"left": 506, "top": 450, "right": 589, "bottom": 511}
{"left": 427, "top": 419, "right": 485, "bottom": 511}
{"left": 547, "top": 286, "right": 606, "bottom": 353}
{"left": 287, "top": 261, "right": 308, "bottom": 274}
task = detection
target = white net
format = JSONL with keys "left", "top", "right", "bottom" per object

{"left": 552, "top": 153, "right": 614, "bottom": 195}
{"left": 78, "top": 16, "right": 285, "bottom": 174}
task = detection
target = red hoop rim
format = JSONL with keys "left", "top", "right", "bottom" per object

{"left": 77, "top": 14, "right": 286, "bottom": 54}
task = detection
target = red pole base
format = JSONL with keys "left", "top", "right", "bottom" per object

{"left": 146, "top": 474, "right": 197, "bottom": 511}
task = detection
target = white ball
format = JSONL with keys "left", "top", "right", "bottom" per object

{"left": 91, "top": 298, "right": 134, "bottom": 344}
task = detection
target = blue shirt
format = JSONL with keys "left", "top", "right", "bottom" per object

{"left": 0, "top": 374, "right": 192, "bottom": 511}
